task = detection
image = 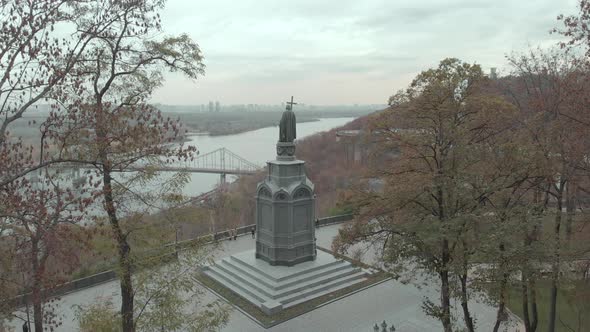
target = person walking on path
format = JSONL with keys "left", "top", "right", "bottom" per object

{"left": 233, "top": 228, "right": 238, "bottom": 240}
{"left": 251, "top": 226, "right": 256, "bottom": 239}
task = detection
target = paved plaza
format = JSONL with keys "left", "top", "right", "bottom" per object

{"left": 8, "top": 224, "right": 521, "bottom": 331}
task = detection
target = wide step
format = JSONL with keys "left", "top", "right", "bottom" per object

{"left": 269, "top": 267, "right": 361, "bottom": 299}
{"left": 211, "top": 261, "right": 362, "bottom": 300}
{"left": 230, "top": 254, "right": 345, "bottom": 282}
{"left": 286, "top": 278, "right": 365, "bottom": 307}
{"left": 201, "top": 250, "right": 370, "bottom": 314}
{"left": 220, "top": 258, "right": 354, "bottom": 291}
{"left": 203, "top": 268, "right": 266, "bottom": 304}
{"left": 278, "top": 271, "right": 366, "bottom": 305}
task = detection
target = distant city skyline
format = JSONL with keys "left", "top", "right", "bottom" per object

{"left": 152, "top": 101, "right": 387, "bottom": 114}
{"left": 152, "top": 101, "right": 386, "bottom": 107}
{"left": 150, "top": 0, "right": 579, "bottom": 105}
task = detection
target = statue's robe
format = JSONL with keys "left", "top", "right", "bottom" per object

{"left": 279, "top": 109, "right": 296, "bottom": 142}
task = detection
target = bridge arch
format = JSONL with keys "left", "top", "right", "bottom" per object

{"left": 52, "top": 147, "right": 261, "bottom": 178}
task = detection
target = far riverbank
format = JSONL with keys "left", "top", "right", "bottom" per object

{"left": 183, "top": 118, "right": 319, "bottom": 137}
{"left": 171, "top": 109, "right": 374, "bottom": 136}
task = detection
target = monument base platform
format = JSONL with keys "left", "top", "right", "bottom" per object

{"left": 255, "top": 250, "right": 315, "bottom": 266}
{"left": 201, "top": 249, "right": 368, "bottom": 315}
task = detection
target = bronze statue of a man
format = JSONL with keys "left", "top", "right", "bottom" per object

{"left": 279, "top": 97, "right": 297, "bottom": 143}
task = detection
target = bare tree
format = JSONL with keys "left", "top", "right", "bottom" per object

{"left": 56, "top": 1, "right": 208, "bottom": 330}
{"left": 3, "top": 171, "right": 90, "bottom": 331}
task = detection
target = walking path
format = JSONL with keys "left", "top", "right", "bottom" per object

{"left": 8, "top": 225, "right": 522, "bottom": 331}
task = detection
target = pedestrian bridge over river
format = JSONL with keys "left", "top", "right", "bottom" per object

{"left": 54, "top": 147, "right": 261, "bottom": 183}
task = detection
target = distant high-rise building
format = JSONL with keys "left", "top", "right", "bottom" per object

{"left": 215, "top": 101, "right": 220, "bottom": 112}
{"left": 208, "top": 101, "right": 214, "bottom": 112}
{"left": 490, "top": 67, "right": 498, "bottom": 80}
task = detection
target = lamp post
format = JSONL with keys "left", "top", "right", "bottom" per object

{"left": 175, "top": 226, "right": 181, "bottom": 259}
{"left": 22, "top": 272, "right": 31, "bottom": 331}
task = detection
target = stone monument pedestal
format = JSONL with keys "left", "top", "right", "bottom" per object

{"left": 254, "top": 142, "right": 316, "bottom": 266}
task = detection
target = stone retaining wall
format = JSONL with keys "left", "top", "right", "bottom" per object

{"left": 316, "top": 214, "right": 354, "bottom": 227}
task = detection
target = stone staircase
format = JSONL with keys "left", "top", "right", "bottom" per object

{"left": 202, "top": 250, "right": 367, "bottom": 314}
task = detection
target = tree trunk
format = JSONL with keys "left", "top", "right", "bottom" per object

{"left": 565, "top": 181, "right": 575, "bottom": 241}
{"left": 522, "top": 265, "right": 539, "bottom": 332}
{"left": 521, "top": 274, "right": 540, "bottom": 332}
{"left": 529, "top": 220, "right": 540, "bottom": 332}
{"left": 30, "top": 239, "right": 43, "bottom": 332}
{"left": 493, "top": 271, "right": 508, "bottom": 332}
{"left": 492, "top": 241, "right": 509, "bottom": 332}
{"left": 459, "top": 273, "right": 475, "bottom": 332}
{"left": 548, "top": 269, "right": 559, "bottom": 332}
{"left": 459, "top": 241, "right": 474, "bottom": 332}
{"left": 522, "top": 271, "right": 531, "bottom": 332}
{"left": 548, "top": 184, "right": 563, "bottom": 332}
{"left": 103, "top": 169, "right": 135, "bottom": 332}
{"left": 96, "top": 99, "right": 135, "bottom": 332}
{"left": 440, "top": 239, "right": 452, "bottom": 332}
{"left": 529, "top": 276, "right": 538, "bottom": 332}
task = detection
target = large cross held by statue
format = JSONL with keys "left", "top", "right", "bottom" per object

{"left": 286, "top": 96, "right": 297, "bottom": 110}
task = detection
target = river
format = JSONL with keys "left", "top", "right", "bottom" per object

{"left": 179, "top": 117, "right": 354, "bottom": 197}
{"left": 58, "top": 117, "right": 354, "bottom": 220}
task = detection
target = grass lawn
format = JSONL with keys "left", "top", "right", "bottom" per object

{"left": 505, "top": 279, "right": 590, "bottom": 332}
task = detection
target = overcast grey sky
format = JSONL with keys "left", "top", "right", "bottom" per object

{"left": 150, "top": 0, "right": 579, "bottom": 105}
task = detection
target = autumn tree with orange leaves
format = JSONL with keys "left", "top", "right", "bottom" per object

{"left": 54, "top": 1, "right": 230, "bottom": 331}
{"left": 0, "top": 0, "right": 118, "bottom": 329}
{"left": 334, "top": 58, "right": 530, "bottom": 332}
